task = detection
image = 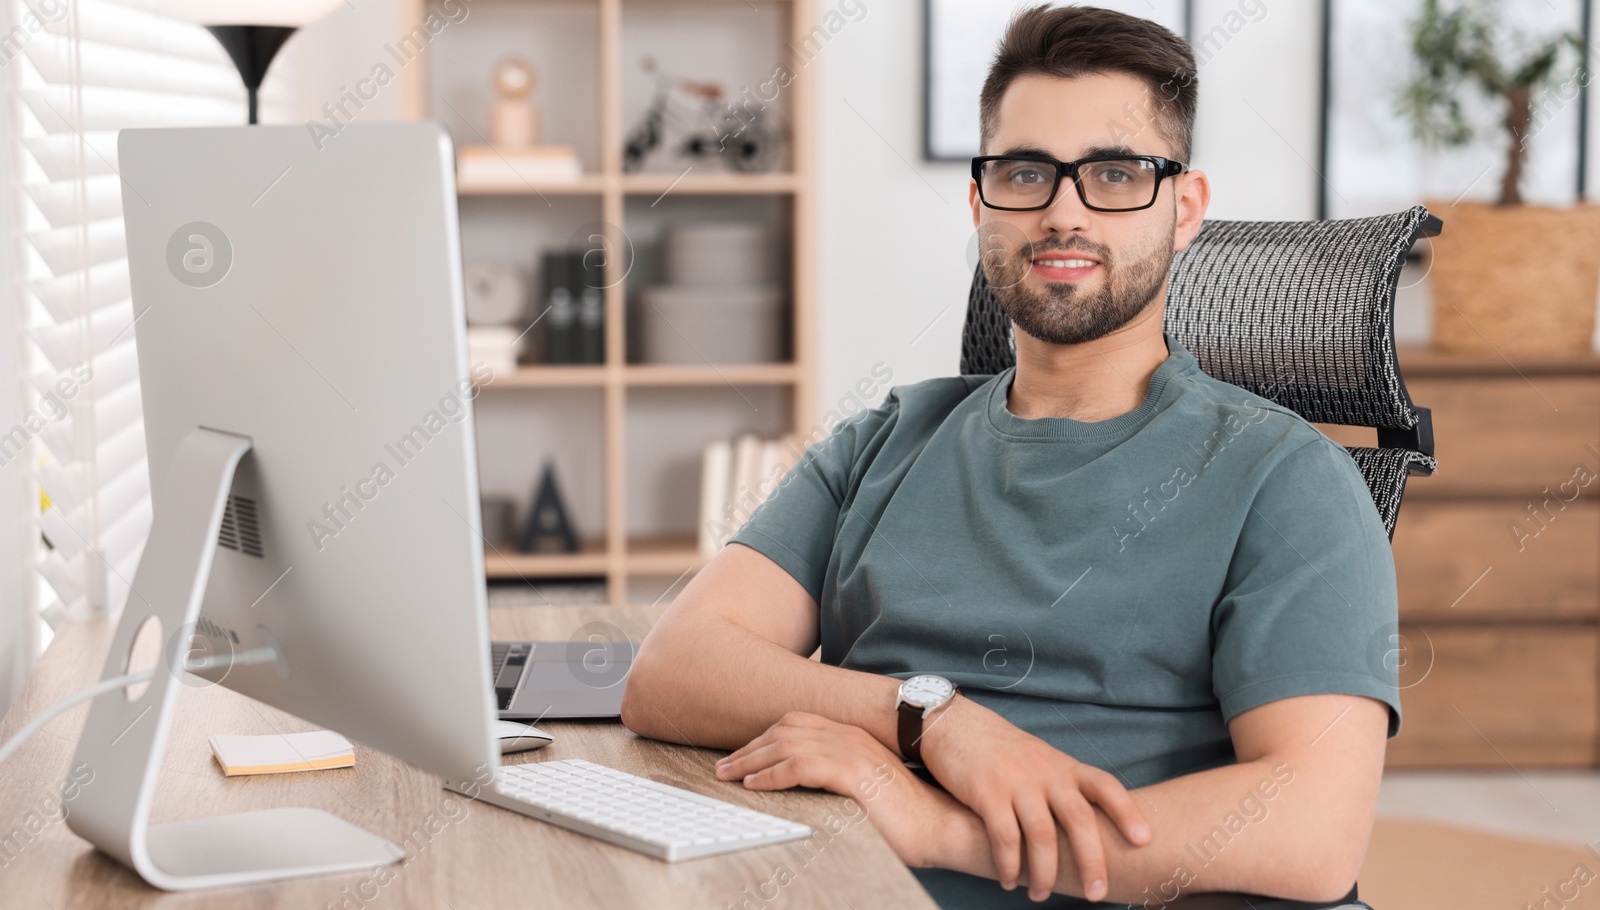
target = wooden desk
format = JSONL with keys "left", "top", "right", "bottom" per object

{"left": 0, "top": 603, "right": 938, "bottom": 909}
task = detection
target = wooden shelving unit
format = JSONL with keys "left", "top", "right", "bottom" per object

{"left": 401, "top": 0, "right": 818, "bottom": 602}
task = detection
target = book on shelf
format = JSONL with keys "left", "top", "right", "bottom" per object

{"left": 729, "top": 434, "right": 765, "bottom": 531}
{"left": 457, "top": 144, "right": 582, "bottom": 187}
{"left": 698, "top": 437, "right": 733, "bottom": 555}
{"left": 698, "top": 433, "right": 806, "bottom": 555}
{"left": 531, "top": 250, "right": 603, "bottom": 365}
{"left": 466, "top": 325, "right": 521, "bottom": 374}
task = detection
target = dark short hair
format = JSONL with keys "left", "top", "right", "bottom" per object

{"left": 978, "top": 4, "right": 1198, "bottom": 162}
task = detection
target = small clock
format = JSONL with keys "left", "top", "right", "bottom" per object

{"left": 464, "top": 260, "right": 527, "bottom": 326}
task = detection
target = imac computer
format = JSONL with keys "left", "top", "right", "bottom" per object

{"left": 58, "top": 122, "right": 810, "bottom": 893}
{"left": 66, "top": 123, "right": 499, "bottom": 889}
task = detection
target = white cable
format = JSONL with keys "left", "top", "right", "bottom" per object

{"left": 0, "top": 646, "right": 281, "bottom": 768}
{"left": 0, "top": 668, "right": 155, "bottom": 767}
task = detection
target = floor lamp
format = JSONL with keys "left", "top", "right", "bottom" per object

{"left": 164, "top": 1, "right": 345, "bottom": 124}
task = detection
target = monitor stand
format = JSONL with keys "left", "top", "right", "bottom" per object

{"left": 65, "top": 427, "right": 404, "bottom": 890}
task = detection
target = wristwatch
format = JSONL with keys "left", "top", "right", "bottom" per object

{"left": 895, "top": 674, "right": 957, "bottom": 765}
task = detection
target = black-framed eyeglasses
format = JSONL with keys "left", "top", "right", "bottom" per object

{"left": 971, "top": 154, "right": 1188, "bottom": 212}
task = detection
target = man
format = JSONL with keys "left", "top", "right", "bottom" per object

{"left": 621, "top": 5, "right": 1400, "bottom": 908}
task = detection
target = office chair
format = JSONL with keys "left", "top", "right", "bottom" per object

{"left": 959, "top": 203, "right": 1444, "bottom": 910}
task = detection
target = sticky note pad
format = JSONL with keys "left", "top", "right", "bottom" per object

{"left": 209, "top": 730, "right": 356, "bottom": 777}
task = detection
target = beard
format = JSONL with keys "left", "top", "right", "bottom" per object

{"left": 979, "top": 219, "right": 1175, "bottom": 346}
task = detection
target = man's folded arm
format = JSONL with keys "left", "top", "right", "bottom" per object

{"left": 620, "top": 541, "right": 907, "bottom": 754}
{"left": 623, "top": 396, "right": 909, "bottom": 752}
{"left": 927, "top": 692, "right": 1389, "bottom": 904}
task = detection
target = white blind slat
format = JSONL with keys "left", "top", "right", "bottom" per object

{"left": 45, "top": 0, "right": 234, "bottom": 62}
{"left": 99, "top": 497, "right": 152, "bottom": 569}
{"left": 38, "top": 461, "right": 88, "bottom": 509}
{"left": 29, "top": 291, "right": 134, "bottom": 361}
{"left": 36, "top": 549, "right": 86, "bottom": 605}
{"left": 86, "top": 336, "right": 140, "bottom": 390}
{"left": 27, "top": 270, "right": 131, "bottom": 323}
{"left": 23, "top": 85, "right": 244, "bottom": 132}
{"left": 23, "top": 31, "right": 243, "bottom": 100}
{"left": 92, "top": 379, "right": 142, "bottom": 440}
{"left": 27, "top": 217, "right": 127, "bottom": 274}
{"left": 95, "top": 456, "right": 148, "bottom": 528}
{"left": 26, "top": 319, "right": 79, "bottom": 372}
{"left": 96, "top": 420, "right": 147, "bottom": 484}
{"left": 24, "top": 174, "right": 124, "bottom": 230}
{"left": 87, "top": 296, "right": 137, "bottom": 351}
{"left": 37, "top": 417, "right": 77, "bottom": 465}
{"left": 38, "top": 506, "right": 88, "bottom": 559}
{"left": 42, "top": 483, "right": 154, "bottom": 587}
{"left": 24, "top": 133, "right": 120, "bottom": 181}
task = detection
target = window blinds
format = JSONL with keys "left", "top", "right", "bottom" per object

{"left": 4, "top": 0, "right": 292, "bottom": 631}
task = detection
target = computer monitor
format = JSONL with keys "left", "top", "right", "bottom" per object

{"left": 66, "top": 123, "right": 499, "bottom": 890}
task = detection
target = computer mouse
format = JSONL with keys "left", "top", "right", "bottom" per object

{"left": 494, "top": 720, "right": 554, "bottom": 754}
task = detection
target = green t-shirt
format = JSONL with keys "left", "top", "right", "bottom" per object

{"left": 727, "top": 332, "right": 1401, "bottom": 910}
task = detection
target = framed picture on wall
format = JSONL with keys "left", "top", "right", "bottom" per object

{"left": 1319, "top": 0, "right": 1593, "bottom": 220}
{"left": 923, "top": 0, "right": 1193, "bottom": 162}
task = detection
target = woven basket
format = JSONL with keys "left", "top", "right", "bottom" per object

{"left": 1423, "top": 199, "right": 1600, "bottom": 354}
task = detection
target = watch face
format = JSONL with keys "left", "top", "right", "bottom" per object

{"left": 901, "top": 675, "right": 955, "bottom": 709}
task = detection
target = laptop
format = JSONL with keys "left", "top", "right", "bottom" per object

{"left": 490, "top": 639, "right": 636, "bottom": 720}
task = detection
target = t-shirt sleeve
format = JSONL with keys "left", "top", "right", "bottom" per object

{"left": 1211, "top": 436, "right": 1404, "bottom": 739}
{"left": 726, "top": 395, "right": 901, "bottom": 604}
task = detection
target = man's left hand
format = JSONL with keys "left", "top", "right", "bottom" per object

{"left": 714, "top": 711, "right": 975, "bottom": 870}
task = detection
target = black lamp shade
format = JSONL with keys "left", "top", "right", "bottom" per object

{"left": 205, "top": 24, "right": 297, "bottom": 124}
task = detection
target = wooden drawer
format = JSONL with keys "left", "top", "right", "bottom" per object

{"left": 1392, "top": 501, "right": 1599, "bottom": 621}
{"left": 1386, "top": 624, "right": 1599, "bottom": 767}
{"left": 1403, "top": 376, "right": 1600, "bottom": 496}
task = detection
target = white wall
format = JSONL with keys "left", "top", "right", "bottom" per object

{"left": 1190, "top": 0, "right": 1325, "bottom": 220}
{"left": 812, "top": 0, "right": 971, "bottom": 418}
{"left": 275, "top": 1, "right": 412, "bottom": 126}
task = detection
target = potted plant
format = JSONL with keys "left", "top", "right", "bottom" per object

{"left": 1398, "top": 0, "right": 1598, "bottom": 354}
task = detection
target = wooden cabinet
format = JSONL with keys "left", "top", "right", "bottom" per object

{"left": 1409, "top": 374, "right": 1599, "bottom": 497}
{"left": 1335, "top": 348, "right": 1600, "bottom": 767}
{"left": 1391, "top": 501, "right": 1598, "bottom": 623}
{"left": 1389, "top": 625, "right": 1599, "bottom": 766}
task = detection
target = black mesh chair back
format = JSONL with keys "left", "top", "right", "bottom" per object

{"left": 960, "top": 204, "right": 1440, "bottom": 539}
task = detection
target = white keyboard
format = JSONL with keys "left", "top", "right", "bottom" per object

{"left": 473, "top": 758, "right": 813, "bottom": 861}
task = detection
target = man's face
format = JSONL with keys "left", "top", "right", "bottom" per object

{"left": 970, "top": 72, "right": 1204, "bottom": 347}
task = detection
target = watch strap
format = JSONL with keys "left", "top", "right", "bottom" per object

{"left": 897, "top": 699, "right": 924, "bottom": 764}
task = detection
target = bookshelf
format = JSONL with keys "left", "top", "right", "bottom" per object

{"left": 400, "top": 0, "right": 818, "bottom": 603}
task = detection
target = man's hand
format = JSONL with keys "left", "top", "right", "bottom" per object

{"left": 713, "top": 711, "right": 974, "bottom": 869}
{"left": 919, "top": 695, "right": 1154, "bottom": 902}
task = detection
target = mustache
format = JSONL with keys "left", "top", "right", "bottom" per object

{"left": 1024, "top": 239, "right": 1107, "bottom": 261}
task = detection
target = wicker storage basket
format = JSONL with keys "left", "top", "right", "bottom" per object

{"left": 1423, "top": 199, "right": 1600, "bottom": 354}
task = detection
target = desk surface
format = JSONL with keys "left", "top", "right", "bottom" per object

{"left": 0, "top": 603, "right": 939, "bottom": 909}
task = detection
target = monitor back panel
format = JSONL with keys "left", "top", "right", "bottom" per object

{"left": 120, "top": 123, "right": 497, "bottom": 786}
